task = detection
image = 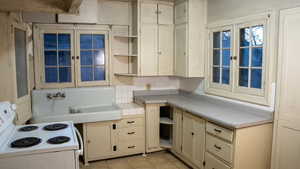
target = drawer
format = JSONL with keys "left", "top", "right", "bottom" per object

{"left": 118, "top": 127, "right": 144, "bottom": 141}
{"left": 206, "top": 134, "right": 233, "bottom": 163}
{"left": 206, "top": 122, "right": 234, "bottom": 142}
{"left": 118, "top": 139, "right": 145, "bottom": 154}
{"left": 205, "top": 152, "right": 231, "bottom": 169}
{"left": 117, "top": 117, "right": 144, "bottom": 128}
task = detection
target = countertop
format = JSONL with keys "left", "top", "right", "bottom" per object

{"left": 134, "top": 90, "right": 273, "bottom": 129}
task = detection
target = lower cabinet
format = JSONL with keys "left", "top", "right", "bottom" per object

{"left": 83, "top": 114, "right": 145, "bottom": 164}
{"left": 145, "top": 104, "right": 162, "bottom": 152}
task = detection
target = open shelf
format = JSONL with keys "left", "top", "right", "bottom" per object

{"left": 160, "top": 138, "right": 172, "bottom": 149}
{"left": 160, "top": 117, "right": 173, "bottom": 125}
{"left": 114, "top": 53, "right": 138, "bottom": 57}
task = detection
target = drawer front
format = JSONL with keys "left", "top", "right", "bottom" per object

{"left": 206, "top": 134, "right": 233, "bottom": 163}
{"left": 205, "top": 152, "right": 231, "bottom": 169}
{"left": 117, "top": 117, "right": 144, "bottom": 128}
{"left": 118, "top": 127, "right": 145, "bottom": 141}
{"left": 118, "top": 139, "right": 145, "bottom": 154}
{"left": 206, "top": 122, "right": 234, "bottom": 142}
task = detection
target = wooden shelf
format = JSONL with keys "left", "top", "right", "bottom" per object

{"left": 160, "top": 138, "right": 172, "bottom": 149}
{"left": 114, "top": 53, "right": 138, "bottom": 57}
{"left": 114, "top": 73, "right": 138, "bottom": 77}
{"left": 114, "top": 35, "right": 138, "bottom": 38}
{"left": 160, "top": 117, "right": 173, "bottom": 125}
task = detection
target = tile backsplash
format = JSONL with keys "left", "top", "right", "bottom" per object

{"left": 115, "top": 85, "right": 134, "bottom": 104}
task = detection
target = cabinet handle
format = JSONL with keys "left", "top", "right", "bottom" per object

{"left": 191, "top": 132, "right": 194, "bottom": 136}
{"left": 230, "top": 56, "right": 237, "bottom": 60}
{"left": 127, "top": 121, "right": 135, "bottom": 124}
{"left": 72, "top": 56, "right": 75, "bottom": 60}
{"left": 214, "top": 144, "right": 222, "bottom": 150}
{"left": 113, "top": 145, "right": 117, "bottom": 151}
{"left": 214, "top": 129, "right": 222, "bottom": 133}
{"left": 112, "top": 124, "right": 116, "bottom": 130}
{"left": 128, "top": 146, "right": 136, "bottom": 149}
{"left": 128, "top": 132, "right": 135, "bottom": 135}
{"left": 76, "top": 56, "right": 80, "bottom": 59}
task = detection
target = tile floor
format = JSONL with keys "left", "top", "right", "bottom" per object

{"left": 80, "top": 151, "right": 191, "bottom": 169}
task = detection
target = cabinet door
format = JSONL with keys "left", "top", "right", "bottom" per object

{"left": 145, "top": 104, "right": 161, "bottom": 152}
{"left": 193, "top": 117, "right": 206, "bottom": 169}
{"left": 175, "top": 24, "right": 187, "bottom": 76}
{"left": 158, "top": 24, "right": 174, "bottom": 75}
{"left": 158, "top": 4, "right": 173, "bottom": 25}
{"left": 86, "top": 122, "right": 114, "bottom": 159}
{"left": 182, "top": 112, "right": 194, "bottom": 160}
{"left": 140, "top": 24, "right": 158, "bottom": 76}
{"left": 274, "top": 120, "right": 300, "bottom": 169}
{"left": 140, "top": 2, "right": 157, "bottom": 24}
{"left": 173, "top": 108, "right": 183, "bottom": 153}
{"left": 175, "top": 1, "right": 187, "bottom": 24}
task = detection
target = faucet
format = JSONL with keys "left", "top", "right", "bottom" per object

{"left": 46, "top": 92, "right": 66, "bottom": 100}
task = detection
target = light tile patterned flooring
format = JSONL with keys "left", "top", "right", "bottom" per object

{"left": 80, "top": 151, "right": 191, "bottom": 169}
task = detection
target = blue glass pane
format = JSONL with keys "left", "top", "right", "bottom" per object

{"left": 252, "top": 25, "right": 264, "bottom": 46}
{"left": 94, "top": 66, "right": 105, "bottom": 81}
{"left": 44, "top": 51, "right": 57, "bottom": 66}
{"left": 252, "top": 47, "right": 263, "bottom": 67}
{"left": 222, "top": 68, "right": 230, "bottom": 85}
{"left": 213, "top": 32, "right": 220, "bottom": 48}
{"left": 44, "top": 34, "right": 57, "bottom": 50}
{"left": 240, "top": 28, "right": 250, "bottom": 47}
{"left": 58, "top": 34, "right": 71, "bottom": 49}
{"left": 80, "top": 34, "right": 92, "bottom": 49}
{"left": 59, "top": 67, "right": 71, "bottom": 82}
{"left": 239, "top": 69, "right": 249, "bottom": 87}
{"left": 222, "top": 31, "right": 231, "bottom": 48}
{"left": 222, "top": 49, "right": 230, "bottom": 66}
{"left": 213, "top": 50, "right": 220, "bottom": 66}
{"left": 240, "top": 48, "right": 249, "bottom": 67}
{"left": 45, "top": 68, "right": 57, "bottom": 83}
{"left": 81, "top": 67, "right": 93, "bottom": 81}
{"left": 58, "top": 51, "right": 71, "bottom": 66}
{"left": 93, "top": 35, "right": 105, "bottom": 49}
{"left": 80, "top": 51, "right": 93, "bottom": 66}
{"left": 251, "top": 69, "right": 262, "bottom": 89}
{"left": 94, "top": 50, "right": 105, "bottom": 65}
{"left": 213, "top": 67, "right": 220, "bottom": 83}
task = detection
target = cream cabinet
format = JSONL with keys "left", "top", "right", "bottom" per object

{"left": 272, "top": 7, "right": 300, "bottom": 169}
{"left": 139, "top": 1, "right": 174, "bottom": 76}
{"left": 83, "top": 114, "right": 145, "bottom": 164}
{"left": 174, "top": 0, "right": 206, "bottom": 77}
{"left": 145, "top": 104, "right": 161, "bottom": 152}
{"left": 173, "top": 108, "right": 183, "bottom": 154}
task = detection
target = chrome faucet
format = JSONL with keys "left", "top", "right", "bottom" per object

{"left": 46, "top": 92, "right": 66, "bottom": 100}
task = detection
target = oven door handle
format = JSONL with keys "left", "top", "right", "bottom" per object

{"left": 75, "top": 127, "right": 83, "bottom": 156}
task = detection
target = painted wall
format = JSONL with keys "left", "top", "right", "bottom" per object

{"left": 207, "top": 0, "right": 300, "bottom": 23}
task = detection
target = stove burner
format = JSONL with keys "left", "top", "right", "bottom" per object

{"left": 43, "top": 123, "right": 68, "bottom": 131}
{"left": 47, "top": 136, "right": 70, "bottom": 144}
{"left": 11, "top": 137, "right": 42, "bottom": 148}
{"left": 18, "top": 126, "right": 38, "bottom": 132}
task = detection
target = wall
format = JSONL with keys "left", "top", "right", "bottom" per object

{"left": 207, "top": 0, "right": 300, "bottom": 23}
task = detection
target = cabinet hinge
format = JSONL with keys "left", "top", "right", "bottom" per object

{"left": 180, "top": 145, "right": 182, "bottom": 151}
{"left": 203, "top": 161, "right": 206, "bottom": 166}
{"left": 113, "top": 145, "right": 117, "bottom": 151}
{"left": 112, "top": 124, "right": 116, "bottom": 130}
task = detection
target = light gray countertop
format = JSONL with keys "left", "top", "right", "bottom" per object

{"left": 134, "top": 90, "right": 273, "bottom": 129}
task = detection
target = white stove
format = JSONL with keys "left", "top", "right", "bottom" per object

{"left": 0, "top": 102, "right": 83, "bottom": 169}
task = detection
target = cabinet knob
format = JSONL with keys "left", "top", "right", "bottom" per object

{"left": 214, "top": 129, "right": 222, "bottom": 133}
{"left": 191, "top": 132, "right": 194, "bottom": 136}
{"left": 127, "top": 121, "right": 135, "bottom": 124}
{"left": 87, "top": 140, "right": 91, "bottom": 143}
{"left": 128, "top": 132, "right": 135, "bottom": 135}
{"left": 214, "top": 144, "right": 222, "bottom": 150}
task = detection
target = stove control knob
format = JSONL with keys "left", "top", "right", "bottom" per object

{"left": 11, "top": 104, "right": 16, "bottom": 111}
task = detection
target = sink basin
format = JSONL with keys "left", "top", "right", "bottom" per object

{"left": 32, "top": 104, "right": 122, "bottom": 124}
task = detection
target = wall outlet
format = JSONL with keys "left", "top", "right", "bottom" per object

{"left": 146, "top": 84, "right": 151, "bottom": 90}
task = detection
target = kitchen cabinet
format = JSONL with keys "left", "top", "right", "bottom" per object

{"left": 272, "top": 7, "right": 300, "bottom": 169}
{"left": 145, "top": 104, "right": 161, "bottom": 152}
{"left": 83, "top": 114, "right": 145, "bottom": 164}
{"left": 172, "top": 108, "right": 183, "bottom": 154}
{"left": 139, "top": 1, "right": 174, "bottom": 76}
{"left": 182, "top": 113, "right": 194, "bottom": 160}
{"left": 174, "top": 0, "right": 206, "bottom": 77}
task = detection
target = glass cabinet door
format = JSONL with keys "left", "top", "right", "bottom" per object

{"left": 42, "top": 31, "right": 74, "bottom": 87}
{"left": 76, "top": 31, "right": 108, "bottom": 86}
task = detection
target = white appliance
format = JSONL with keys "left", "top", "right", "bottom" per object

{"left": 0, "top": 102, "right": 83, "bottom": 169}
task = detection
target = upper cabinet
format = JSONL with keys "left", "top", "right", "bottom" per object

{"left": 139, "top": 1, "right": 174, "bottom": 76}
{"left": 58, "top": 0, "right": 98, "bottom": 24}
{"left": 174, "top": 0, "right": 207, "bottom": 77}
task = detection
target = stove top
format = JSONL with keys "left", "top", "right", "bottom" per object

{"left": 43, "top": 123, "right": 68, "bottom": 131}
{"left": 18, "top": 126, "right": 39, "bottom": 132}
{"left": 47, "top": 136, "right": 70, "bottom": 144}
{"left": 10, "top": 137, "right": 42, "bottom": 148}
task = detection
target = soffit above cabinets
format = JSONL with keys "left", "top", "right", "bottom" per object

{"left": 0, "top": 0, "right": 83, "bottom": 14}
